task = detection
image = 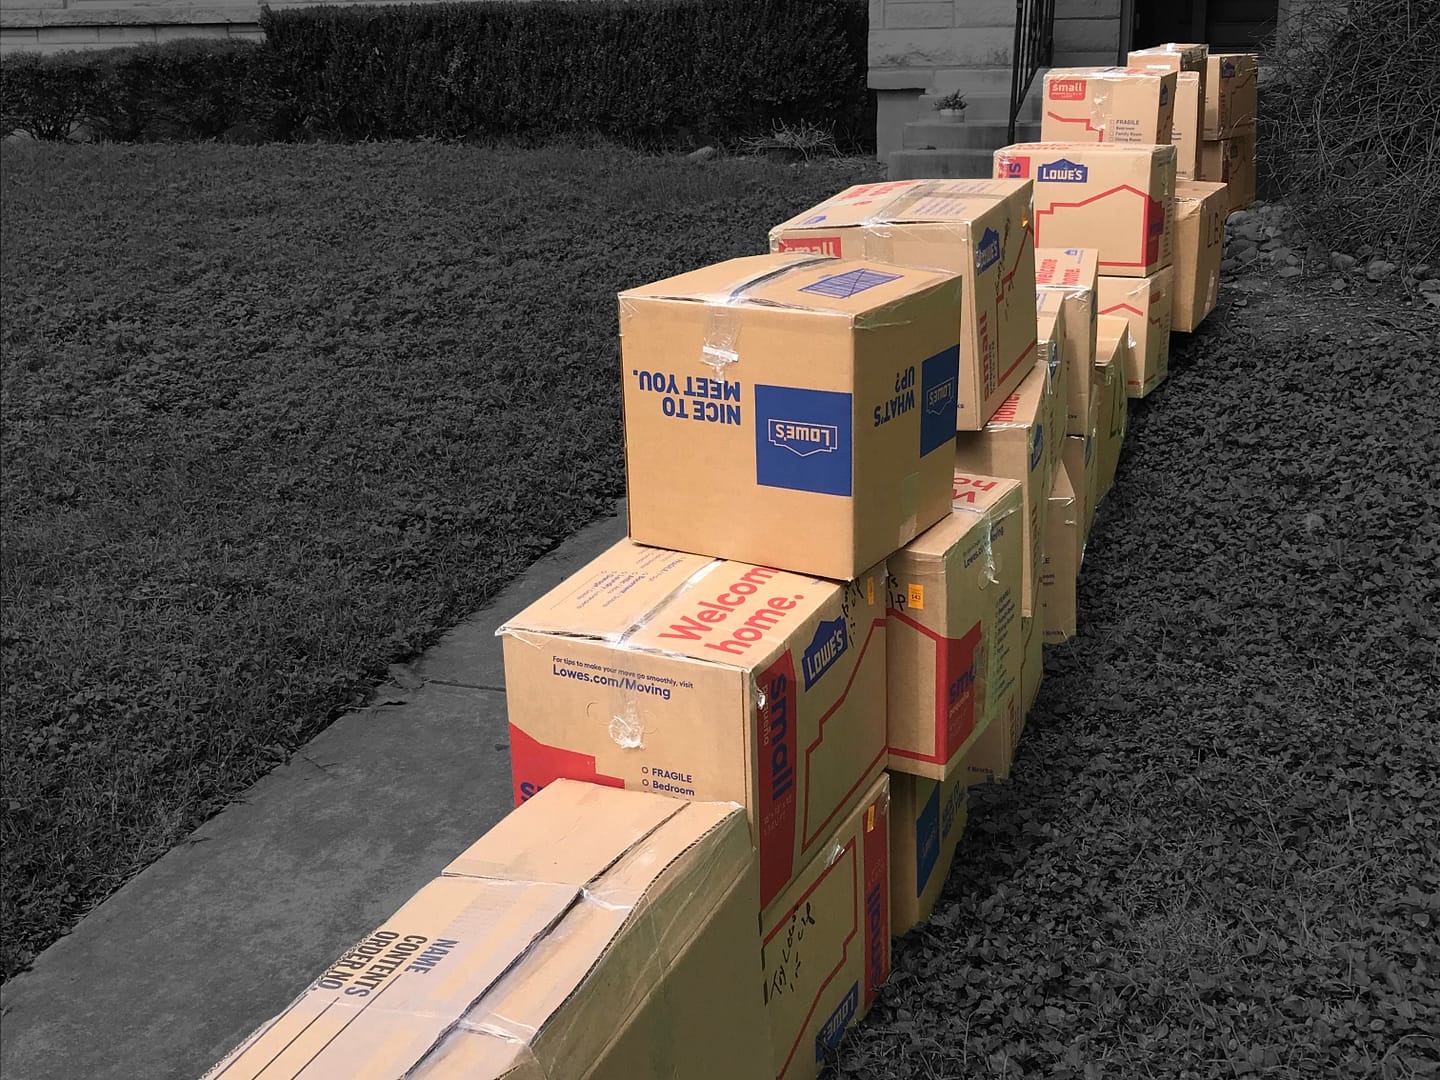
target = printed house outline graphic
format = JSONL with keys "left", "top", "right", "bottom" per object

{"left": 1035, "top": 184, "right": 1158, "bottom": 268}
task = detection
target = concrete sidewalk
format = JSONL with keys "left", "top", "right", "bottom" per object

{"left": 0, "top": 504, "right": 629, "bottom": 1080}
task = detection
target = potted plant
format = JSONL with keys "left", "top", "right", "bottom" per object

{"left": 933, "top": 91, "right": 968, "bottom": 121}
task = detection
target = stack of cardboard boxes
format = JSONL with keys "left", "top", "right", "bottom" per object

{"left": 206, "top": 41, "right": 1260, "bottom": 1080}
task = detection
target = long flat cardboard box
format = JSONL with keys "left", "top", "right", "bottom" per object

{"left": 769, "top": 179, "right": 1039, "bottom": 431}
{"left": 499, "top": 539, "right": 887, "bottom": 908}
{"left": 1205, "top": 53, "right": 1258, "bottom": 138}
{"left": 763, "top": 774, "right": 890, "bottom": 1080}
{"left": 620, "top": 252, "right": 962, "bottom": 580}
{"left": 953, "top": 363, "right": 1054, "bottom": 619}
{"left": 886, "top": 473, "right": 1025, "bottom": 779}
{"left": 1041, "top": 67, "right": 1177, "bottom": 145}
{"left": 1172, "top": 180, "right": 1229, "bottom": 332}
{"left": 1093, "top": 316, "right": 1129, "bottom": 500}
{"left": 889, "top": 769, "right": 968, "bottom": 936}
{"left": 204, "top": 781, "right": 770, "bottom": 1080}
{"left": 996, "top": 142, "right": 1177, "bottom": 277}
{"left": 1097, "top": 269, "right": 1173, "bottom": 398}
{"left": 1035, "top": 246, "right": 1100, "bottom": 436}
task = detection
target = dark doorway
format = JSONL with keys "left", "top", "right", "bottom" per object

{"left": 1132, "top": 0, "right": 1279, "bottom": 54}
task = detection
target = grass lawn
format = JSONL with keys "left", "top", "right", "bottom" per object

{"left": 0, "top": 141, "right": 885, "bottom": 980}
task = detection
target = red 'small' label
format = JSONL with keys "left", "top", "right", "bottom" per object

{"left": 777, "top": 236, "right": 843, "bottom": 258}
{"left": 508, "top": 725, "right": 626, "bottom": 805}
{"left": 756, "top": 651, "right": 799, "bottom": 907}
{"left": 1049, "top": 78, "right": 1087, "bottom": 101}
{"left": 936, "top": 621, "right": 984, "bottom": 760}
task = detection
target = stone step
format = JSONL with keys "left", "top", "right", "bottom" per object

{"left": 888, "top": 148, "right": 1000, "bottom": 181}
{"left": 903, "top": 119, "right": 1041, "bottom": 150}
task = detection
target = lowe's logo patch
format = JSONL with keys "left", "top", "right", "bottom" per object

{"left": 1037, "top": 158, "right": 1089, "bottom": 183}
{"left": 755, "top": 385, "right": 853, "bottom": 497}
{"left": 1030, "top": 424, "right": 1045, "bottom": 471}
{"left": 975, "top": 226, "right": 1002, "bottom": 273}
{"left": 816, "top": 983, "right": 861, "bottom": 1062}
{"left": 802, "top": 617, "right": 848, "bottom": 690}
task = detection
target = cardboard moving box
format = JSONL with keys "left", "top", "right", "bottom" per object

{"left": 205, "top": 781, "right": 771, "bottom": 1080}
{"left": 499, "top": 539, "right": 887, "bottom": 908}
{"left": 954, "top": 364, "right": 1054, "bottom": 619}
{"left": 620, "top": 252, "right": 962, "bottom": 581}
{"left": 1093, "top": 316, "right": 1129, "bottom": 500}
{"left": 1172, "top": 71, "right": 1202, "bottom": 178}
{"left": 888, "top": 770, "right": 968, "bottom": 936}
{"left": 1040, "top": 67, "right": 1177, "bottom": 145}
{"left": 769, "top": 179, "right": 1039, "bottom": 431}
{"left": 995, "top": 143, "right": 1177, "bottom": 277}
{"left": 1035, "top": 246, "right": 1100, "bottom": 436}
{"left": 1172, "top": 180, "right": 1229, "bottom": 332}
{"left": 1205, "top": 53, "right": 1259, "bottom": 139}
{"left": 1126, "top": 42, "right": 1209, "bottom": 107}
{"left": 1097, "top": 268, "right": 1173, "bottom": 398}
{"left": 762, "top": 774, "right": 890, "bottom": 1080}
{"left": 1200, "top": 132, "right": 1256, "bottom": 213}
{"left": 1040, "top": 461, "right": 1082, "bottom": 644}
{"left": 885, "top": 474, "right": 1025, "bottom": 779}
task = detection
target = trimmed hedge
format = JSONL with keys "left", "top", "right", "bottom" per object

{"left": 0, "top": 0, "right": 872, "bottom": 150}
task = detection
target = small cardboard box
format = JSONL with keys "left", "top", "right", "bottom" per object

{"left": 1041, "top": 461, "right": 1082, "bottom": 644}
{"left": 499, "top": 539, "right": 888, "bottom": 908}
{"left": 1199, "top": 132, "right": 1256, "bottom": 213}
{"left": 996, "top": 142, "right": 1177, "bottom": 277}
{"left": 885, "top": 474, "right": 1025, "bottom": 779}
{"left": 763, "top": 774, "right": 890, "bottom": 1080}
{"left": 620, "top": 252, "right": 963, "bottom": 581}
{"left": 1093, "top": 317, "right": 1130, "bottom": 500}
{"left": 1035, "top": 246, "right": 1100, "bottom": 436}
{"left": 1205, "top": 53, "right": 1259, "bottom": 138}
{"left": 1021, "top": 613, "right": 1042, "bottom": 721}
{"left": 1172, "top": 180, "right": 1229, "bottom": 332}
{"left": 769, "top": 179, "right": 1039, "bottom": 431}
{"left": 888, "top": 769, "right": 968, "bottom": 936}
{"left": 954, "top": 364, "right": 1053, "bottom": 619}
{"left": 1041, "top": 67, "right": 1177, "bottom": 145}
{"left": 1127, "top": 42, "right": 1209, "bottom": 106}
{"left": 1172, "top": 71, "right": 1202, "bottom": 178}
{"left": 204, "top": 781, "right": 771, "bottom": 1080}
{"left": 1097, "top": 268, "right": 1173, "bottom": 398}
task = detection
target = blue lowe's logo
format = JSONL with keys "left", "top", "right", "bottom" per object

{"left": 816, "top": 983, "right": 860, "bottom": 1061}
{"left": 1030, "top": 424, "right": 1044, "bottom": 471}
{"left": 802, "top": 617, "right": 848, "bottom": 690}
{"left": 974, "top": 226, "right": 1002, "bottom": 273}
{"left": 768, "top": 419, "right": 839, "bottom": 457}
{"left": 1037, "top": 158, "right": 1088, "bottom": 183}
{"left": 755, "top": 385, "right": 853, "bottom": 497}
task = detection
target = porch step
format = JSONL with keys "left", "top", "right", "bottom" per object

{"left": 903, "top": 119, "right": 1041, "bottom": 150}
{"left": 887, "top": 148, "right": 1000, "bottom": 181}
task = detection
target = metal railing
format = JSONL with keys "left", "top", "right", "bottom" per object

{"left": 1008, "top": 0, "right": 1056, "bottom": 144}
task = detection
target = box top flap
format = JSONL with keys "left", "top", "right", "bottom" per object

{"left": 1174, "top": 179, "right": 1229, "bottom": 216}
{"left": 1035, "top": 247, "right": 1100, "bottom": 291}
{"left": 1045, "top": 66, "right": 1178, "bottom": 84}
{"left": 984, "top": 365, "right": 1047, "bottom": 430}
{"left": 498, "top": 539, "right": 839, "bottom": 671}
{"left": 904, "top": 475, "right": 1024, "bottom": 557}
{"left": 770, "top": 179, "right": 1030, "bottom": 233}
{"left": 620, "top": 252, "right": 955, "bottom": 320}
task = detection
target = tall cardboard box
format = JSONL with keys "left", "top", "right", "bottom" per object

{"left": 1093, "top": 316, "right": 1129, "bottom": 500}
{"left": 763, "top": 774, "right": 890, "bottom": 1080}
{"left": 1097, "top": 268, "right": 1173, "bottom": 398}
{"left": 499, "top": 539, "right": 888, "bottom": 908}
{"left": 1040, "top": 461, "right": 1082, "bottom": 644}
{"left": 1127, "top": 42, "right": 1209, "bottom": 107}
{"left": 204, "top": 781, "right": 771, "bottom": 1080}
{"left": 1199, "top": 133, "right": 1256, "bottom": 213}
{"left": 769, "top": 179, "right": 1039, "bottom": 431}
{"left": 1035, "top": 246, "right": 1100, "bottom": 436}
{"left": 1060, "top": 395, "right": 1099, "bottom": 547}
{"left": 996, "top": 143, "right": 1177, "bottom": 277}
{"left": 1040, "top": 67, "right": 1177, "bottom": 145}
{"left": 1205, "top": 53, "right": 1259, "bottom": 139}
{"left": 886, "top": 474, "right": 1025, "bottom": 779}
{"left": 888, "top": 770, "right": 968, "bottom": 936}
{"left": 1171, "top": 71, "right": 1202, "bottom": 178}
{"left": 620, "top": 252, "right": 963, "bottom": 581}
{"left": 1034, "top": 289, "right": 1075, "bottom": 447}
{"left": 1172, "top": 180, "right": 1229, "bottom": 332}
{"left": 954, "top": 364, "right": 1054, "bottom": 619}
